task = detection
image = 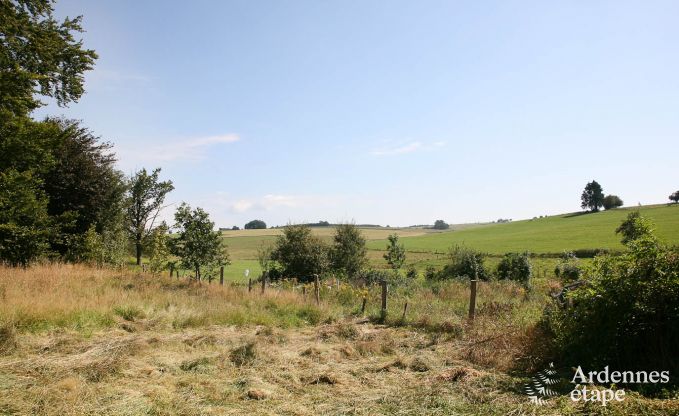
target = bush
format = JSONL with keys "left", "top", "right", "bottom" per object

{"left": 433, "top": 220, "right": 449, "bottom": 230}
{"left": 603, "top": 194, "right": 623, "bottom": 210}
{"left": 496, "top": 252, "right": 531, "bottom": 285}
{"left": 270, "top": 224, "right": 329, "bottom": 282}
{"left": 435, "top": 245, "right": 488, "bottom": 280}
{"left": 554, "top": 251, "right": 582, "bottom": 282}
{"left": 545, "top": 235, "right": 679, "bottom": 393}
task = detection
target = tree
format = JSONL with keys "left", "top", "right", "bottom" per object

{"left": 670, "top": 191, "right": 679, "bottom": 204}
{"left": 330, "top": 223, "right": 367, "bottom": 279}
{"left": 616, "top": 211, "right": 654, "bottom": 246}
{"left": 270, "top": 224, "right": 328, "bottom": 282}
{"left": 433, "top": 220, "right": 450, "bottom": 230}
{"left": 497, "top": 252, "right": 532, "bottom": 286}
{"left": 244, "top": 219, "right": 266, "bottom": 229}
{"left": 581, "top": 180, "right": 604, "bottom": 212}
{"left": 170, "top": 203, "right": 229, "bottom": 281}
{"left": 0, "top": 0, "right": 97, "bottom": 116}
{"left": 0, "top": 170, "right": 50, "bottom": 266}
{"left": 383, "top": 234, "right": 406, "bottom": 270}
{"left": 435, "top": 245, "right": 488, "bottom": 280}
{"left": 602, "top": 194, "right": 623, "bottom": 210}
{"left": 147, "top": 223, "right": 170, "bottom": 273}
{"left": 127, "top": 168, "right": 174, "bottom": 265}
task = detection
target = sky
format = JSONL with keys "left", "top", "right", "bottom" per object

{"left": 37, "top": 0, "right": 679, "bottom": 228}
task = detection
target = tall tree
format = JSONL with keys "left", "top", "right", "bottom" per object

{"left": 0, "top": 0, "right": 97, "bottom": 116}
{"left": 127, "top": 168, "right": 174, "bottom": 265}
{"left": 602, "top": 194, "right": 623, "bottom": 210}
{"left": 383, "top": 234, "right": 406, "bottom": 270}
{"left": 330, "top": 223, "right": 367, "bottom": 279}
{"left": 670, "top": 191, "right": 679, "bottom": 204}
{"left": 170, "top": 203, "right": 228, "bottom": 280}
{"left": 580, "top": 180, "right": 604, "bottom": 212}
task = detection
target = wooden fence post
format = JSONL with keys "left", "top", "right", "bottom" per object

{"left": 169, "top": 264, "right": 174, "bottom": 278}
{"left": 314, "top": 275, "right": 320, "bottom": 305}
{"left": 219, "top": 266, "right": 224, "bottom": 285}
{"left": 468, "top": 279, "right": 478, "bottom": 322}
{"left": 302, "top": 286, "right": 307, "bottom": 298}
{"left": 381, "top": 280, "right": 388, "bottom": 315}
{"left": 361, "top": 297, "right": 367, "bottom": 315}
{"left": 248, "top": 278, "right": 252, "bottom": 293}
{"left": 401, "top": 301, "right": 408, "bottom": 321}
{"left": 261, "top": 273, "right": 266, "bottom": 294}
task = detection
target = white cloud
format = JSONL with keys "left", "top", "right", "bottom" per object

{"left": 370, "top": 140, "right": 445, "bottom": 156}
{"left": 120, "top": 134, "right": 240, "bottom": 164}
{"left": 228, "top": 194, "right": 327, "bottom": 214}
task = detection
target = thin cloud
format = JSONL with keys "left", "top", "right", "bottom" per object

{"left": 226, "top": 194, "right": 337, "bottom": 214}
{"left": 140, "top": 134, "right": 240, "bottom": 162}
{"left": 370, "top": 140, "right": 445, "bottom": 156}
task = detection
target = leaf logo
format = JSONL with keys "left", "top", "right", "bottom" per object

{"left": 525, "top": 362, "right": 561, "bottom": 405}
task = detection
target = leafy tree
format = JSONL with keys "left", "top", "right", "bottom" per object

{"left": 0, "top": 170, "right": 50, "bottom": 266}
{"left": 616, "top": 211, "right": 654, "bottom": 245}
{"left": 497, "top": 252, "right": 532, "bottom": 286}
{"left": 170, "top": 203, "right": 229, "bottom": 280}
{"left": 580, "top": 180, "right": 604, "bottom": 212}
{"left": 41, "top": 119, "right": 127, "bottom": 257}
{"left": 147, "top": 223, "right": 170, "bottom": 273}
{"left": 383, "top": 234, "right": 406, "bottom": 270}
{"left": 670, "top": 191, "right": 679, "bottom": 204}
{"left": 126, "top": 168, "right": 174, "bottom": 265}
{"left": 0, "top": 0, "right": 97, "bottom": 116}
{"left": 244, "top": 219, "right": 266, "bottom": 229}
{"left": 256, "top": 244, "right": 275, "bottom": 277}
{"left": 602, "top": 194, "right": 623, "bottom": 210}
{"left": 554, "top": 251, "right": 582, "bottom": 282}
{"left": 330, "top": 223, "right": 367, "bottom": 279}
{"left": 270, "top": 224, "right": 329, "bottom": 282}
{"left": 433, "top": 220, "right": 450, "bottom": 230}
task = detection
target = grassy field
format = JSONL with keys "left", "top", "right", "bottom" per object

{"left": 1, "top": 264, "right": 676, "bottom": 415}
{"left": 367, "top": 204, "right": 679, "bottom": 255}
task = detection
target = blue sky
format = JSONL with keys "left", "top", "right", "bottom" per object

{"left": 39, "top": 0, "right": 679, "bottom": 227}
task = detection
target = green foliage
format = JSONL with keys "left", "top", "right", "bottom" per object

{"left": 616, "top": 211, "right": 654, "bottom": 245}
{"left": 330, "top": 223, "right": 367, "bottom": 279}
{"left": 436, "top": 245, "right": 488, "bottom": 281}
{"left": 496, "top": 252, "right": 532, "bottom": 285}
{"left": 127, "top": 168, "right": 174, "bottom": 265}
{"left": 553, "top": 251, "right": 582, "bottom": 282}
{"left": 0, "top": 0, "right": 97, "bottom": 116}
{"left": 244, "top": 219, "right": 266, "bottom": 229}
{"left": 545, "top": 227, "right": 679, "bottom": 392}
{"left": 433, "top": 220, "right": 449, "bottom": 230}
{"left": 383, "top": 234, "right": 406, "bottom": 270}
{"left": 270, "top": 224, "right": 329, "bottom": 282}
{"left": 171, "top": 203, "right": 229, "bottom": 280}
{"left": 147, "top": 223, "right": 171, "bottom": 273}
{"left": 0, "top": 170, "right": 50, "bottom": 266}
{"left": 603, "top": 194, "right": 624, "bottom": 210}
{"left": 581, "top": 180, "right": 604, "bottom": 212}
{"left": 670, "top": 191, "right": 679, "bottom": 204}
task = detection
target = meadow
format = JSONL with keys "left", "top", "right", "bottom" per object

{"left": 1, "top": 264, "right": 676, "bottom": 415}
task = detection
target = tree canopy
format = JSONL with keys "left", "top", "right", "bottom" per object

{"left": 330, "top": 223, "right": 367, "bottom": 279}
{"left": 271, "top": 224, "right": 328, "bottom": 282}
{"left": 244, "top": 219, "right": 266, "bottom": 229}
{"left": 581, "top": 180, "right": 604, "bottom": 212}
{"left": 602, "top": 194, "right": 623, "bottom": 210}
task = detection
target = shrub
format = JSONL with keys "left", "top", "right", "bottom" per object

{"left": 616, "top": 211, "right": 654, "bottom": 245}
{"left": 602, "top": 194, "right": 623, "bottom": 210}
{"left": 383, "top": 234, "right": 406, "bottom": 270}
{"left": 270, "top": 224, "right": 329, "bottom": 282}
{"left": 496, "top": 252, "right": 531, "bottom": 286}
{"left": 545, "top": 234, "right": 679, "bottom": 393}
{"left": 554, "top": 251, "right": 582, "bottom": 282}
{"left": 435, "top": 245, "right": 488, "bottom": 280}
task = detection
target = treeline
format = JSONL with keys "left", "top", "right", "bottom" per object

{"left": 0, "top": 1, "right": 227, "bottom": 276}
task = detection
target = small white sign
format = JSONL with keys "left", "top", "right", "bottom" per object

{"left": 244, "top": 269, "right": 250, "bottom": 277}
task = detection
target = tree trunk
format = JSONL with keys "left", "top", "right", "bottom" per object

{"left": 135, "top": 233, "right": 143, "bottom": 265}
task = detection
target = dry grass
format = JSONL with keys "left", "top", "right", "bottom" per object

{"left": 0, "top": 264, "right": 677, "bottom": 415}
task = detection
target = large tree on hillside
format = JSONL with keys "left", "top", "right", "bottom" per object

{"left": 127, "top": 168, "right": 174, "bottom": 265}
{"left": 670, "top": 191, "right": 679, "bottom": 204}
{"left": 244, "top": 219, "right": 266, "bottom": 229}
{"left": 330, "top": 223, "right": 367, "bottom": 279}
{"left": 0, "top": 0, "right": 97, "bottom": 116}
{"left": 581, "top": 180, "right": 604, "bottom": 212}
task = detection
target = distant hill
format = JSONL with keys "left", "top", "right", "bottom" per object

{"left": 366, "top": 204, "right": 679, "bottom": 255}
